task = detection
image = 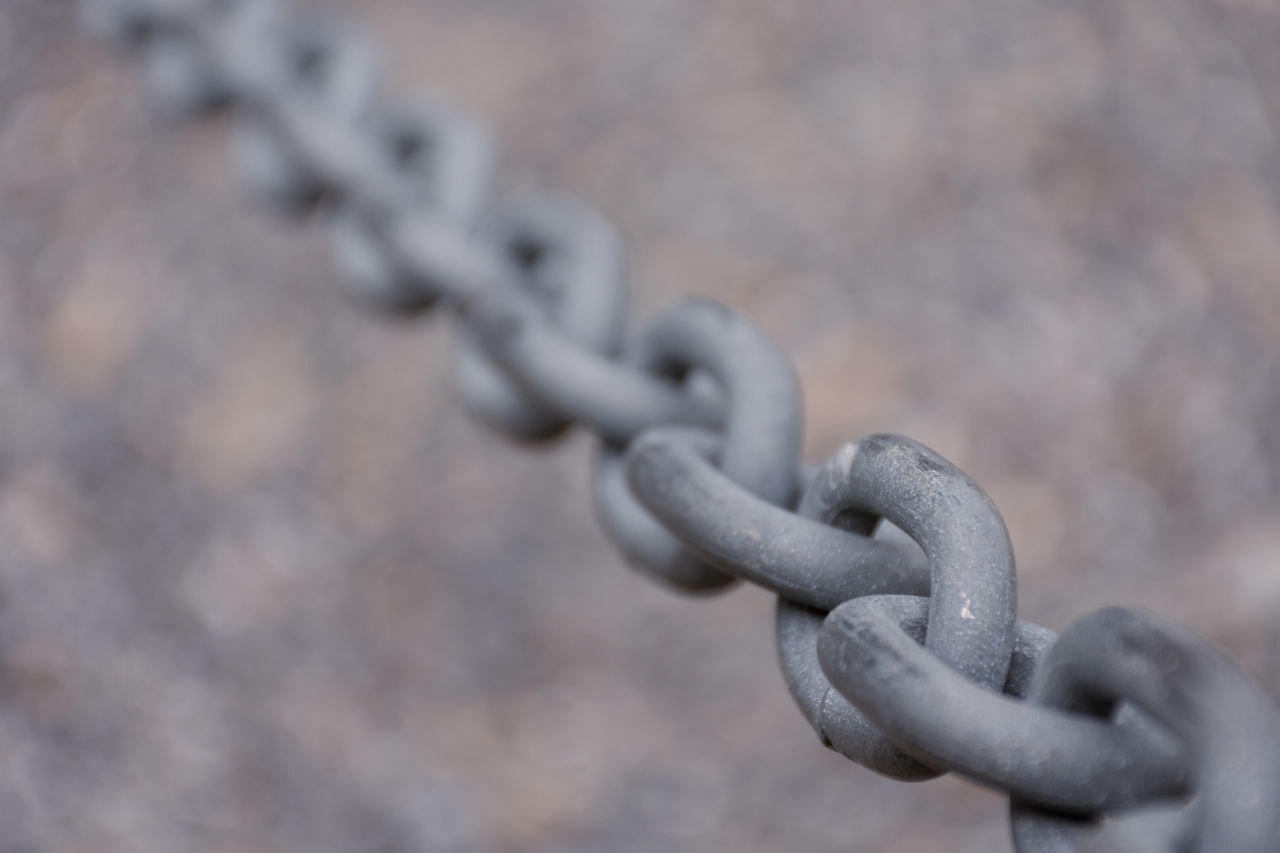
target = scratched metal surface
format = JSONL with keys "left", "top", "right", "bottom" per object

{"left": 1, "top": 1, "right": 1279, "bottom": 851}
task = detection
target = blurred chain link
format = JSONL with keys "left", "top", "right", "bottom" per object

{"left": 75, "top": 1, "right": 1280, "bottom": 850}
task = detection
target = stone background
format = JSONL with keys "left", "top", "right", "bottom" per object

{"left": 2, "top": 0, "right": 1279, "bottom": 851}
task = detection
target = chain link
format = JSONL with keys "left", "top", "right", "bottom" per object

{"left": 76, "top": 1, "right": 1280, "bottom": 850}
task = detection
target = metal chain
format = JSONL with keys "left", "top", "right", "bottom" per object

{"left": 75, "top": 1, "right": 1280, "bottom": 850}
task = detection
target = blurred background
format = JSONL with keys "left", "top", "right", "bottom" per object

{"left": 2, "top": 0, "right": 1280, "bottom": 850}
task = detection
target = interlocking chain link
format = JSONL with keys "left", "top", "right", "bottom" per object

{"left": 76, "top": 1, "right": 1280, "bottom": 850}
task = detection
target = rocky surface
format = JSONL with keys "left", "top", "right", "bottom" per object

{"left": 2, "top": 0, "right": 1279, "bottom": 850}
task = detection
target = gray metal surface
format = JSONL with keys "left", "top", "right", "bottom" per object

{"left": 4, "top": 0, "right": 1280, "bottom": 851}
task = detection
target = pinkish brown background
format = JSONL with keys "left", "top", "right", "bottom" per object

{"left": 2, "top": 0, "right": 1279, "bottom": 850}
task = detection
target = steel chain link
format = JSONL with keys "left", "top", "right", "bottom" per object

{"left": 75, "top": 1, "right": 1280, "bottom": 850}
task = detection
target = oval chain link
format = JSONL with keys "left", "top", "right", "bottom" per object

{"left": 77, "top": 1, "right": 1280, "bottom": 849}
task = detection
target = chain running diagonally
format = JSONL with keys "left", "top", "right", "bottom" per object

{"left": 74, "top": 1, "right": 1280, "bottom": 850}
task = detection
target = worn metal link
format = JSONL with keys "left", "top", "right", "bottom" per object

{"left": 1005, "top": 608, "right": 1280, "bottom": 853}
{"left": 819, "top": 596, "right": 1189, "bottom": 808}
{"left": 330, "top": 101, "right": 493, "bottom": 311}
{"left": 593, "top": 299, "right": 803, "bottom": 591}
{"left": 456, "top": 195, "right": 631, "bottom": 441}
{"left": 788, "top": 436, "right": 1019, "bottom": 780}
{"left": 457, "top": 298, "right": 724, "bottom": 445}
{"left": 624, "top": 430, "right": 925, "bottom": 607}
{"left": 77, "top": 1, "right": 1280, "bottom": 849}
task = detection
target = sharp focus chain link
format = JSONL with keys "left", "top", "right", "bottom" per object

{"left": 75, "top": 1, "right": 1280, "bottom": 850}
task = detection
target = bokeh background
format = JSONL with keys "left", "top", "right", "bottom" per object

{"left": 3, "top": 0, "right": 1280, "bottom": 850}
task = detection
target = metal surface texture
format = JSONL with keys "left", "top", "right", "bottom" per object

{"left": 23, "top": 0, "right": 1280, "bottom": 849}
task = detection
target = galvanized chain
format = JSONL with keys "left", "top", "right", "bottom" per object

{"left": 76, "top": 1, "right": 1280, "bottom": 850}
